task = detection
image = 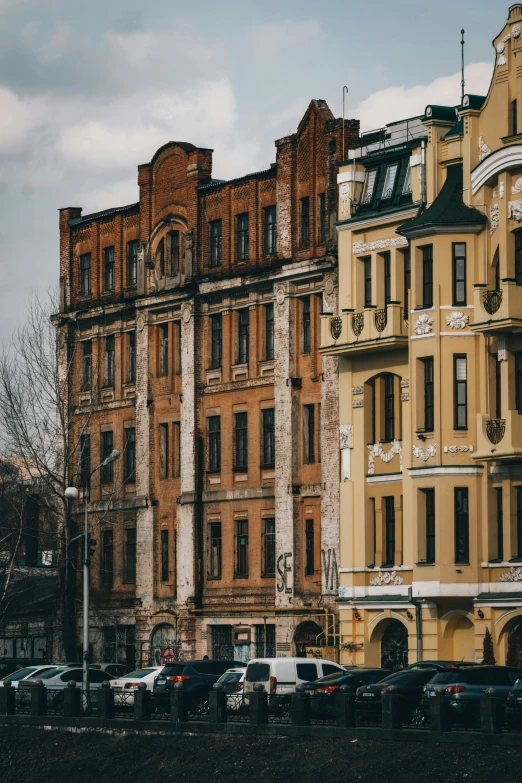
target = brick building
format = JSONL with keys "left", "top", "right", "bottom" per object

{"left": 57, "top": 100, "right": 359, "bottom": 666}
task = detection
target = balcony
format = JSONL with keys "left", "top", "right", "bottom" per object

{"left": 472, "top": 282, "right": 522, "bottom": 334}
{"left": 320, "top": 303, "right": 408, "bottom": 356}
{"left": 474, "top": 410, "right": 522, "bottom": 461}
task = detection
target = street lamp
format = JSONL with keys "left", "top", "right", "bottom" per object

{"left": 65, "top": 448, "right": 120, "bottom": 694}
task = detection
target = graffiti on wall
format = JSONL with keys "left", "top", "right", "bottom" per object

{"left": 321, "top": 548, "right": 339, "bottom": 593}
{"left": 276, "top": 552, "right": 293, "bottom": 593}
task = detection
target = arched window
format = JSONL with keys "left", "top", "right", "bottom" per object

{"left": 156, "top": 237, "right": 165, "bottom": 277}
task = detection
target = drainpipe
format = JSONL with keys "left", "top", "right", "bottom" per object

{"left": 408, "top": 587, "right": 422, "bottom": 662}
{"left": 420, "top": 138, "right": 427, "bottom": 207}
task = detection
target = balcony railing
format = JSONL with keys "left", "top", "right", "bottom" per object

{"left": 352, "top": 312, "right": 364, "bottom": 336}
{"left": 483, "top": 289, "right": 503, "bottom": 315}
{"left": 473, "top": 282, "right": 522, "bottom": 333}
{"left": 374, "top": 309, "right": 387, "bottom": 333}
{"left": 486, "top": 418, "right": 506, "bottom": 445}
{"left": 320, "top": 303, "right": 408, "bottom": 355}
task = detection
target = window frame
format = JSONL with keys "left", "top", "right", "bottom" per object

{"left": 263, "top": 205, "right": 277, "bottom": 255}
{"left": 82, "top": 340, "right": 92, "bottom": 391}
{"left": 169, "top": 230, "right": 180, "bottom": 276}
{"left": 208, "top": 415, "right": 221, "bottom": 472}
{"left": 422, "top": 357, "right": 434, "bottom": 432}
{"left": 383, "top": 374, "right": 395, "bottom": 442}
{"left": 127, "top": 331, "right": 136, "bottom": 384}
{"left": 124, "top": 427, "right": 136, "bottom": 484}
{"left": 318, "top": 192, "right": 326, "bottom": 243}
{"left": 381, "top": 163, "right": 399, "bottom": 200}
{"left": 302, "top": 296, "right": 311, "bottom": 354}
{"left": 105, "top": 334, "right": 115, "bottom": 388}
{"left": 384, "top": 496, "right": 395, "bottom": 566}
{"left": 237, "top": 308, "right": 250, "bottom": 365}
{"left": 159, "top": 422, "right": 169, "bottom": 479}
{"left": 125, "top": 528, "right": 136, "bottom": 584}
{"left": 127, "top": 240, "right": 138, "bottom": 287}
{"left": 101, "top": 431, "right": 114, "bottom": 484}
{"left": 305, "top": 518, "right": 315, "bottom": 576}
{"left": 516, "top": 230, "right": 522, "bottom": 287}
{"left": 383, "top": 251, "right": 392, "bottom": 305}
{"left": 210, "top": 219, "right": 223, "bottom": 268}
{"left": 210, "top": 313, "right": 222, "bottom": 370}
{"left": 422, "top": 245, "right": 433, "bottom": 308}
{"left": 300, "top": 197, "right": 310, "bottom": 249}
{"left": 235, "top": 519, "right": 249, "bottom": 578}
{"left": 234, "top": 411, "right": 248, "bottom": 471}
{"left": 209, "top": 522, "right": 222, "bottom": 579}
{"left": 262, "top": 518, "right": 276, "bottom": 576}
{"left": 424, "top": 488, "right": 435, "bottom": 564}
{"left": 80, "top": 253, "right": 92, "bottom": 297}
{"left": 158, "top": 324, "right": 169, "bottom": 377}
{"left": 264, "top": 303, "right": 274, "bottom": 361}
{"left": 103, "top": 246, "right": 115, "bottom": 292}
{"left": 101, "top": 529, "right": 114, "bottom": 588}
{"left": 454, "top": 487, "right": 469, "bottom": 564}
{"left": 235, "top": 213, "right": 249, "bottom": 262}
{"left": 160, "top": 529, "right": 169, "bottom": 582}
{"left": 303, "top": 404, "right": 315, "bottom": 464}
{"left": 363, "top": 256, "right": 372, "bottom": 308}
{"left": 262, "top": 408, "right": 275, "bottom": 468}
{"left": 495, "top": 487, "right": 504, "bottom": 562}
{"left": 452, "top": 242, "right": 467, "bottom": 306}
{"left": 361, "top": 169, "right": 377, "bottom": 205}
{"left": 453, "top": 355, "right": 468, "bottom": 430}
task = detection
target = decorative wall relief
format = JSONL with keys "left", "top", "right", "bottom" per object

{"left": 322, "top": 548, "right": 339, "bottom": 593}
{"left": 445, "top": 311, "right": 469, "bottom": 329}
{"left": 369, "top": 570, "right": 404, "bottom": 586}
{"left": 414, "top": 313, "right": 434, "bottom": 335}
{"left": 490, "top": 204, "right": 499, "bottom": 234}
{"left": 352, "top": 399, "right": 364, "bottom": 408}
{"left": 500, "top": 181, "right": 505, "bottom": 199}
{"left": 367, "top": 440, "right": 402, "bottom": 475}
{"left": 412, "top": 444, "right": 436, "bottom": 462}
{"left": 340, "top": 182, "right": 350, "bottom": 217}
{"left": 352, "top": 386, "right": 364, "bottom": 395}
{"left": 400, "top": 379, "right": 410, "bottom": 388}
{"left": 353, "top": 237, "right": 408, "bottom": 254}
{"left": 500, "top": 566, "right": 522, "bottom": 582}
{"left": 508, "top": 200, "right": 522, "bottom": 221}
{"left": 444, "top": 445, "right": 474, "bottom": 453}
{"left": 339, "top": 424, "right": 353, "bottom": 450}
{"left": 497, "top": 34, "right": 511, "bottom": 67}
{"left": 401, "top": 393, "right": 409, "bottom": 402}
{"left": 513, "top": 24, "right": 521, "bottom": 39}
{"left": 479, "top": 136, "right": 492, "bottom": 161}
{"left": 512, "top": 177, "right": 522, "bottom": 194}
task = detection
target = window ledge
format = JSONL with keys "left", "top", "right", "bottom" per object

{"left": 233, "top": 574, "right": 249, "bottom": 579}
{"left": 415, "top": 561, "right": 435, "bottom": 567}
{"left": 261, "top": 573, "right": 275, "bottom": 579}
{"left": 455, "top": 562, "right": 470, "bottom": 566}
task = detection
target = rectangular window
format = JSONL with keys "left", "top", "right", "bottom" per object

{"left": 302, "top": 296, "right": 311, "bottom": 354}
{"left": 454, "top": 487, "right": 469, "bottom": 563}
{"left": 125, "top": 331, "right": 135, "bottom": 384}
{"left": 127, "top": 240, "right": 138, "bottom": 287}
{"left": 159, "top": 324, "right": 168, "bottom": 376}
{"left": 101, "top": 530, "right": 114, "bottom": 588}
{"left": 402, "top": 164, "right": 412, "bottom": 195}
{"left": 264, "top": 205, "right": 277, "bottom": 255}
{"left": 170, "top": 230, "right": 180, "bottom": 276}
{"left": 363, "top": 256, "right": 372, "bottom": 307}
{"left": 318, "top": 193, "right": 326, "bottom": 243}
{"left": 403, "top": 249, "right": 411, "bottom": 315}
{"left": 157, "top": 237, "right": 165, "bottom": 276}
{"left": 382, "top": 162, "right": 398, "bottom": 200}
{"left": 383, "top": 252, "right": 392, "bottom": 305}
{"left": 236, "top": 213, "right": 249, "bottom": 261}
{"left": 496, "top": 487, "right": 504, "bottom": 562}
{"left": 423, "top": 357, "right": 434, "bottom": 432}
{"left": 125, "top": 528, "right": 136, "bottom": 583}
{"left": 361, "top": 170, "right": 377, "bottom": 205}
{"left": 454, "top": 355, "right": 468, "bottom": 430}
{"left": 303, "top": 404, "right": 315, "bottom": 464}
{"left": 384, "top": 496, "right": 395, "bottom": 565}
{"left": 262, "top": 408, "right": 275, "bottom": 467}
{"left": 161, "top": 529, "right": 169, "bottom": 582}
{"left": 425, "top": 489, "right": 435, "bottom": 564}
{"left": 80, "top": 434, "right": 91, "bottom": 492}
{"left": 124, "top": 427, "right": 136, "bottom": 483}
{"left": 101, "top": 431, "right": 114, "bottom": 483}
{"left": 209, "top": 523, "right": 222, "bottom": 578}
{"left": 516, "top": 353, "right": 522, "bottom": 414}
{"left": 422, "top": 245, "right": 433, "bottom": 308}
{"left": 300, "top": 197, "right": 310, "bottom": 248}
{"left": 103, "top": 246, "right": 115, "bottom": 292}
{"left": 384, "top": 374, "right": 395, "bottom": 442}
{"left": 210, "top": 219, "right": 222, "bottom": 268}
{"left": 512, "top": 99, "right": 518, "bottom": 136}
{"left": 82, "top": 340, "right": 92, "bottom": 391}
{"left": 175, "top": 321, "right": 182, "bottom": 375}
{"left": 208, "top": 416, "right": 221, "bottom": 472}
{"left": 517, "top": 487, "right": 522, "bottom": 559}
{"left": 159, "top": 423, "right": 169, "bottom": 479}
{"left": 235, "top": 519, "right": 248, "bottom": 577}
{"left": 237, "top": 308, "right": 249, "bottom": 364}
{"left": 262, "top": 518, "right": 276, "bottom": 576}
{"left": 80, "top": 253, "right": 92, "bottom": 297}
{"left": 305, "top": 519, "right": 314, "bottom": 575}
{"left": 173, "top": 422, "right": 180, "bottom": 477}
{"left": 516, "top": 232, "right": 522, "bottom": 286}
{"left": 211, "top": 314, "right": 222, "bottom": 369}
{"left": 234, "top": 412, "right": 248, "bottom": 470}
{"left": 264, "top": 303, "right": 274, "bottom": 361}
{"left": 105, "top": 334, "right": 115, "bottom": 387}
{"left": 452, "top": 243, "right": 466, "bottom": 305}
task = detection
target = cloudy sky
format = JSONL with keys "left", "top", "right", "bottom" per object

{"left": 0, "top": 0, "right": 505, "bottom": 339}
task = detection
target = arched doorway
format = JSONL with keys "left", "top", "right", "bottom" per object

{"left": 505, "top": 618, "right": 522, "bottom": 667}
{"left": 380, "top": 620, "right": 408, "bottom": 670}
{"left": 293, "top": 621, "right": 324, "bottom": 658}
{"left": 452, "top": 616, "right": 474, "bottom": 662}
{"left": 151, "top": 623, "right": 180, "bottom": 665}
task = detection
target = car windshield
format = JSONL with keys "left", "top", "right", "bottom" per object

{"left": 218, "top": 672, "right": 242, "bottom": 684}
{"left": 428, "top": 671, "right": 462, "bottom": 685}
{"left": 4, "top": 667, "right": 41, "bottom": 682}
{"left": 246, "top": 663, "right": 270, "bottom": 681}
{"left": 123, "top": 669, "right": 157, "bottom": 679}
{"left": 377, "top": 670, "right": 436, "bottom": 686}
{"left": 314, "top": 672, "right": 353, "bottom": 684}
{"left": 161, "top": 665, "right": 185, "bottom": 677}
{"left": 37, "top": 668, "right": 66, "bottom": 680}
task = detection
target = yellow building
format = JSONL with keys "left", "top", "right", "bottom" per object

{"left": 321, "top": 4, "right": 522, "bottom": 668}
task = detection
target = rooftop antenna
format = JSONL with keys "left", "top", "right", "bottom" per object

{"left": 461, "top": 29, "right": 466, "bottom": 105}
{"left": 342, "top": 86, "right": 349, "bottom": 160}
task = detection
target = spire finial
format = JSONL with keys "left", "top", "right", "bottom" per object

{"left": 461, "top": 29, "right": 466, "bottom": 105}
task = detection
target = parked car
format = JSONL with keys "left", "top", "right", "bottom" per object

{"left": 420, "top": 665, "right": 522, "bottom": 726}
{"left": 305, "top": 668, "right": 391, "bottom": 719}
{"left": 0, "top": 658, "right": 50, "bottom": 679}
{"left": 153, "top": 660, "right": 246, "bottom": 715}
{"left": 89, "top": 663, "right": 133, "bottom": 678}
{"left": 244, "top": 657, "right": 345, "bottom": 714}
{"left": 356, "top": 668, "right": 438, "bottom": 724}
{"left": 405, "top": 660, "right": 475, "bottom": 671}
{"left": 110, "top": 666, "right": 165, "bottom": 707}
{"left": 217, "top": 669, "right": 246, "bottom": 712}
{"left": 0, "top": 665, "right": 58, "bottom": 688}
{"left": 504, "top": 678, "right": 522, "bottom": 729}
{"left": 19, "top": 665, "right": 113, "bottom": 709}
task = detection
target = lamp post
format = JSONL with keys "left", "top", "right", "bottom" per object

{"left": 65, "top": 448, "right": 120, "bottom": 694}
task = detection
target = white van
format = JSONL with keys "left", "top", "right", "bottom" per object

{"left": 244, "top": 657, "right": 343, "bottom": 710}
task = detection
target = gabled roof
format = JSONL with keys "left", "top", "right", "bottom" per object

{"left": 398, "top": 164, "right": 487, "bottom": 238}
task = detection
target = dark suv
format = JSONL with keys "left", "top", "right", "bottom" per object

{"left": 153, "top": 660, "right": 245, "bottom": 715}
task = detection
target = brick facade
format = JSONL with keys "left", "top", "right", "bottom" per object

{"left": 58, "top": 100, "right": 359, "bottom": 665}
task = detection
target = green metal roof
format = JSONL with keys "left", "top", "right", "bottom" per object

{"left": 444, "top": 119, "right": 464, "bottom": 139}
{"left": 476, "top": 592, "right": 522, "bottom": 601}
{"left": 461, "top": 94, "right": 487, "bottom": 111}
{"left": 423, "top": 105, "right": 458, "bottom": 123}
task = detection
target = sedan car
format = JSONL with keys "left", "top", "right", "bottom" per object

{"left": 305, "top": 668, "right": 391, "bottom": 719}
{"left": 19, "top": 666, "right": 113, "bottom": 709}
{"left": 356, "top": 668, "right": 438, "bottom": 724}
{"left": 217, "top": 669, "right": 246, "bottom": 712}
{"left": 405, "top": 660, "right": 475, "bottom": 671}
{"left": 153, "top": 660, "right": 245, "bottom": 715}
{"left": 0, "top": 665, "right": 58, "bottom": 689}
{"left": 89, "top": 663, "right": 133, "bottom": 678}
{"left": 505, "top": 678, "right": 522, "bottom": 729}
{"left": 110, "top": 666, "right": 165, "bottom": 707}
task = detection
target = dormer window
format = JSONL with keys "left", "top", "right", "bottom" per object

{"left": 382, "top": 163, "right": 398, "bottom": 200}
{"left": 402, "top": 164, "right": 412, "bottom": 195}
{"left": 361, "top": 170, "right": 377, "bottom": 205}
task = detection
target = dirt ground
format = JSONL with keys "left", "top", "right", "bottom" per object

{"left": 0, "top": 726, "right": 520, "bottom": 783}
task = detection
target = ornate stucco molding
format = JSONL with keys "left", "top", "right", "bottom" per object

{"left": 353, "top": 237, "right": 408, "bottom": 254}
{"left": 414, "top": 313, "right": 434, "bottom": 335}
{"left": 412, "top": 444, "right": 437, "bottom": 462}
{"left": 443, "top": 445, "right": 474, "bottom": 453}
{"left": 508, "top": 200, "right": 522, "bottom": 222}
{"left": 479, "top": 136, "right": 492, "bottom": 161}
{"left": 352, "top": 399, "right": 364, "bottom": 408}
{"left": 339, "top": 424, "right": 353, "bottom": 450}
{"left": 340, "top": 182, "right": 350, "bottom": 217}
{"left": 352, "top": 386, "right": 364, "bottom": 395}
{"left": 369, "top": 570, "right": 404, "bottom": 586}
{"left": 367, "top": 440, "right": 402, "bottom": 476}
{"left": 445, "top": 311, "right": 469, "bottom": 330}
{"left": 500, "top": 566, "right": 522, "bottom": 582}
{"left": 490, "top": 204, "right": 499, "bottom": 234}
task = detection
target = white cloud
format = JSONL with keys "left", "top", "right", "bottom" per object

{"left": 352, "top": 62, "right": 494, "bottom": 131}
{"left": 38, "top": 21, "right": 70, "bottom": 63}
{"left": 0, "top": 87, "right": 32, "bottom": 150}
{"left": 250, "top": 19, "right": 321, "bottom": 59}
{"left": 270, "top": 99, "right": 307, "bottom": 130}
{"left": 79, "top": 178, "right": 138, "bottom": 214}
